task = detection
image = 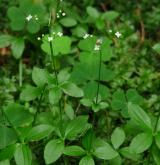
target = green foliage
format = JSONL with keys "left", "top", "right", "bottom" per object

{"left": 1, "top": 0, "right": 160, "bottom": 164}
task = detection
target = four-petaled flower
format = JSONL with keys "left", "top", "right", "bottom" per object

{"left": 57, "top": 32, "right": 63, "bottom": 37}
{"left": 115, "top": 31, "right": 122, "bottom": 38}
{"left": 48, "top": 37, "right": 53, "bottom": 42}
{"left": 26, "top": 14, "right": 32, "bottom": 21}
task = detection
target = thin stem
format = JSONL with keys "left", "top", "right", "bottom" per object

{"left": 33, "top": 85, "right": 46, "bottom": 125}
{"left": 154, "top": 111, "right": 160, "bottom": 133}
{"left": 19, "top": 58, "right": 23, "bottom": 87}
{"left": 95, "top": 50, "right": 102, "bottom": 104}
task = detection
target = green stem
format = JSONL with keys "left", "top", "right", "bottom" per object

{"left": 95, "top": 50, "right": 102, "bottom": 104}
{"left": 33, "top": 85, "right": 46, "bottom": 125}
{"left": 19, "top": 58, "right": 23, "bottom": 87}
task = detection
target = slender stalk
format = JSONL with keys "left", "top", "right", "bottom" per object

{"left": 95, "top": 50, "right": 102, "bottom": 104}
{"left": 33, "top": 85, "right": 46, "bottom": 125}
{"left": 154, "top": 111, "right": 160, "bottom": 133}
{"left": 19, "top": 58, "right": 23, "bottom": 87}
{"left": 48, "top": 11, "right": 63, "bottom": 127}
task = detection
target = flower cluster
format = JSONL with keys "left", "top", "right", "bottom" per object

{"left": 26, "top": 14, "right": 39, "bottom": 22}
{"left": 57, "top": 10, "right": 66, "bottom": 18}
{"left": 37, "top": 32, "right": 63, "bottom": 41}
{"left": 108, "top": 29, "right": 122, "bottom": 38}
{"left": 83, "top": 33, "right": 93, "bottom": 39}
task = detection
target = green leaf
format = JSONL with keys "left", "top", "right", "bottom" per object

{"left": 49, "top": 87, "right": 62, "bottom": 104}
{"left": 0, "top": 160, "right": 10, "bottom": 165}
{"left": 82, "top": 129, "right": 95, "bottom": 151}
{"left": 130, "top": 132, "right": 153, "bottom": 154}
{"left": 63, "top": 146, "right": 85, "bottom": 156}
{"left": 128, "top": 102, "right": 152, "bottom": 131}
{"left": 44, "top": 139, "right": 64, "bottom": 164}
{"left": 0, "top": 144, "right": 16, "bottom": 161}
{"left": 20, "top": 85, "right": 42, "bottom": 101}
{"left": 0, "top": 127, "right": 17, "bottom": 149}
{"left": 32, "top": 67, "right": 50, "bottom": 87}
{"left": 111, "top": 127, "right": 125, "bottom": 149}
{"left": 119, "top": 147, "right": 140, "bottom": 161}
{"left": 27, "top": 20, "right": 40, "bottom": 33}
{"left": 14, "top": 144, "right": 32, "bottom": 165}
{"left": 11, "top": 37, "right": 25, "bottom": 59}
{"left": 41, "top": 36, "right": 71, "bottom": 56}
{"left": 87, "top": 6, "right": 100, "bottom": 19}
{"left": 26, "top": 124, "right": 54, "bottom": 142}
{"left": 65, "top": 116, "right": 88, "bottom": 139}
{"left": 101, "top": 11, "right": 119, "bottom": 21}
{"left": 60, "top": 17, "right": 77, "bottom": 27}
{"left": 152, "top": 144, "right": 160, "bottom": 165}
{"left": 4, "top": 103, "right": 33, "bottom": 127}
{"left": 61, "top": 82, "right": 84, "bottom": 98}
{"left": 153, "top": 43, "right": 160, "bottom": 54}
{"left": 64, "top": 104, "right": 74, "bottom": 120}
{"left": 93, "top": 139, "right": 118, "bottom": 160}
{"left": 79, "top": 155, "right": 95, "bottom": 165}
{"left": 0, "top": 35, "right": 12, "bottom": 48}
{"left": 155, "top": 132, "right": 160, "bottom": 149}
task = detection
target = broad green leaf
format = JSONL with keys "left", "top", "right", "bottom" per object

{"left": 27, "top": 20, "right": 40, "bottom": 33}
{"left": 61, "top": 82, "right": 84, "bottom": 98}
{"left": 63, "top": 146, "right": 85, "bottom": 156}
{"left": 49, "top": 87, "right": 62, "bottom": 104}
{"left": 0, "top": 127, "right": 17, "bottom": 149}
{"left": 153, "top": 43, "right": 160, "bottom": 54}
{"left": 14, "top": 144, "right": 32, "bottom": 165}
{"left": 87, "top": 6, "right": 100, "bottom": 19}
{"left": 82, "top": 129, "right": 95, "bottom": 151}
{"left": 26, "top": 124, "right": 54, "bottom": 142}
{"left": 4, "top": 103, "right": 33, "bottom": 127}
{"left": 101, "top": 11, "right": 119, "bottom": 21}
{"left": 0, "top": 144, "right": 16, "bottom": 161}
{"left": 0, "top": 35, "right": 12, "bottom": 48}
{"left": 41, "top": 36, "right": 71, "bottom": 56}
{"left": 79, "top": 155, "right": 95, "bottom": 165}
{"left": 111, "top": 127, "right": 125, "bottom": 149}
{"left": 0, "top": 160, "right": 10, "bottom": 165}
{"left": 155, "top": 132, "right": 160, "bottom": 149}
{"left": 130, "top": 132, "right": 153, "bottom": 154}
{"left": 11, "top": 37, "right": 25, "bottom": 59}
{"left": 32, "top": 67, "right": 50, "bottom": 87}
{"left": 93, "top": 139, "right": 118, "bottom": 160}
{"left": 119, "top": 147, "right": 140, "bottom": 161}
{"left": 128, "top": 102, "right": 152, "bottom": 131}
{"left": 20, "top": 85, "right": 42, "bottom": 101}
{"left": 44, "top": 139, "right": 64, "bottom": 164}
{"left": 152, "top": 144, "right": 160, "bottom": 165}
{"left": 109, "top": 156, "right": 122, "bottom": 165}
{"left": 65, "top": 116, "right": 88, "bottom": 139}
{"left": 60, "top": 17, "right": 77, "bottom": 27}
{"left": 64, "top": 104, "right": 74, "bottom": 120}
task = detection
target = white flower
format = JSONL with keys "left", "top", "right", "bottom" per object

{"left": 48, "top": 36, "right": 53, "bottom": 42}
{"left": 59, "top": 10, "right": 62, "bottom": 13}
{"left": 96, "top": 39, "right": 103, "bottom": 45}
{"left": 94, "top": 45, "right": 100, "bottom": 51}
{"left": 62, "top": 12, "right": 66, "bottom": 16}
{"left": 57, "top": 32, "right": 63, "bottom": 37}
{"left": 37, "top": 37, "right": 41, "bottom": 40}
{"left": 115, "top": 31, "right": 122, "bottom": 38}
{"left": 56, "top": 13, "right": 60, "bottom": 18}
{"left": 83, "top": 33, "right": 90, "bottom": 39}
{"left": 26, "top": 14, "right": 32, "bottom": 21}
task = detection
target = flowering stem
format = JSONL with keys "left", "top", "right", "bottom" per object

{"left": 95, "top": 50, "right": 102, "bottom": 104}
{"left": 19, "top": 58, "right": 23, "bottom": 87}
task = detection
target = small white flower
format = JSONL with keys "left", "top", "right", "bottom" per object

{"left": 57, "top": 32, "right": 63, "bottom": 37}
{"left": 26, "top": 14, "right": 32, "bottom": 21}
{"left": 62, "top": 12, "right": 66, "bottom": 16}
{"left": 108, "top": 29, "right": 112, "bottom": 33}
{"left": 83, "top": 33, "right": 90, "bottom": 39}
{"left": 37, "top": 37, "right": 41, "bottom": 40}
{"left": 115, "top": 31, "right": 122, "bottom": 38}
{"left": 52, "top": 32, "right": 55, "bottom": 35}
{"left": 42, "top": 34, "right": 44, "bottom": 37}
{"left": 59, "top": 10, "right": 62, "bottom": 13}
{"left": 94, "top": 45, "right": 100, "bottom": 51}
{"left": 90, "top": 35, "right": 93, "bottom": 37}
{"left": 57, "top": 13, "right": 60, "bottom": 18}
{"left": 48, "top": 36, "right": 53, "bottom": 42}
